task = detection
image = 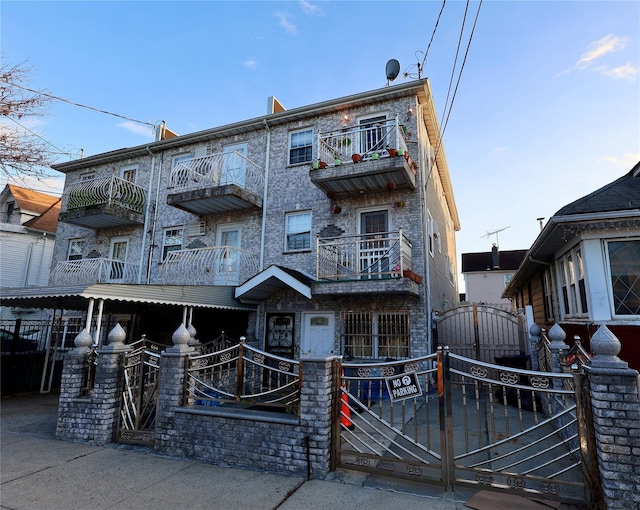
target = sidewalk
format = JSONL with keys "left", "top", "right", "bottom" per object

{"left": 1, "top": 393, "right": 475, "bottom": 510}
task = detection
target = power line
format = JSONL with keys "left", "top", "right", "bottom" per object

{"left": 439, "top": 0, "right": 470, "bottom": 138}
{"left": 420, "top": 0, "right": 447, "bottom": 78}
{"left": 434, "top": 0, "right": 483, "bottom": 161}
{"left": 1, "top": 80, "right": 156, "bottom": 128}
{"left": 6, "top": 116, "right": 77, "bottom": 159}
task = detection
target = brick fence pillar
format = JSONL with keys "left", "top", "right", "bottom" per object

{"left": 155, "top": 324, "right": 193, "bottom": 455}
{"left": 585, "top": 324, "right": 640, "bottom": 509}
{"left": 298, "top": 355, "right": 336, "bottom": 479}
{"left": 57, "top": 324, "right": 129, "bottom": 445}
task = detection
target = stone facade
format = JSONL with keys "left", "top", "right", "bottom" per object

{"left": 51, "top": 80, "right": 460, "bottom": 362}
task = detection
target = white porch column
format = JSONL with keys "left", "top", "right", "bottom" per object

{"left": 93, "top": 298, "right": 104, "bottom": 347}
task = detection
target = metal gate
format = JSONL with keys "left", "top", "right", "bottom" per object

{"left": 435, "top": 304, "right": 526, "bottom": 362}
{"left": 336, "top": 348, "right": 594, "bottom": 506}
{"left": 116, "top": 338, "right": 163, "bottom": 446}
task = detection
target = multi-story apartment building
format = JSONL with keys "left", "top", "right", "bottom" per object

{"left": 2, "top": 79, "right": 460, "bottom": 360}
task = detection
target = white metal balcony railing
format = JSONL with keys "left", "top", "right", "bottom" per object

{"left": 168, "top": 151, "right": 264, "bottom": 196}
{"left": 316, "top": 229, "right": 412, "bottom": 281}
{"left": 317, "top": 116, "right": 409, "bottom": 167}
{"left": 159, "top": 246, "right": 260, "bottom": 286}
{"left": 49, "top": 258, "right": 139, "bottom": 286}
{"left": 63, "top": 176, "right": 146, "bottom": 213}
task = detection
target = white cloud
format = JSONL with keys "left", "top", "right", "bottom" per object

{"left": 603, "top": 64, "right": 638, "bottom": 80}
{"left": 598, "top": 152, "right": 640, "bottom": 169}
{"left": 275, "top": 12, "right": 297, "bottom": 35}
{"left": 0, "top": 174, "right": 64, "bottom": 194}
{"left": 492, "top": 146, "right": 507, "bottom": 153}
{"left": 244, "top": 59, "right": 258, "bottom": 70}
{"left": 117, "top": 121, "right": 154, "bottom": 138}
{"left": 299, "top": 0, "right": 322, "bottom": 15}
{"left": 575, "top": 34, "right": 627, "bottom": 70}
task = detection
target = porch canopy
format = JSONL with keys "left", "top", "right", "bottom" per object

{"left": 0, "top": 284, "right": 256, "bottom": 312}
{"left": 235, "top": 265, "right": 313, "bottom": 303}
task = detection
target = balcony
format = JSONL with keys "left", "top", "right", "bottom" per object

{"left": 313, "top": 229, "right": 420, "bottom": 296}
{"left": 166, "top": 151, "right": 264, "bottom": 215}
{"left": 159, "top": 246, "right": 259, "bottom": 286}
{"left": 59, "top": 176, "right": 146, "bottom": 229}
{"left": 310, "top": 118, "right": 418, "bottom": 197}
{"left": 49, "top": 258, "right": 139, "bottom": 286}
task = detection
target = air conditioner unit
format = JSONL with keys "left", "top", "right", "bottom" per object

{"left": 187, "top": 221, "right": 206, "bottom": 236}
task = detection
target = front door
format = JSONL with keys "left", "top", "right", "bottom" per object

{"left": 301, "top": 313, "right": 335, "bottom": 357}
{"left": 265, "top": 313, "right": 295, "bottom": 358}
{"left": 108, "top": 237, "right": 129, "bottom": 282}
{"left": 359, "top": 209, "right": 390, "bottom": 278}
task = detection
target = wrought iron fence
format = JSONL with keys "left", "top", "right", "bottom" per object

{"left": 318, "top": 117, "right": 408, "bottom": 165}
{"left": 168, "top": 151, "right": 264, "bottom": 196}
{"left": 196, "top": 331, "right": 239, "bottom": 355}
{"left": 317, "top": 229, "right": 412, "bottom": 280}
{"left": 50, "top": 258, "right": 139, "bottom": 285}
{"left": 185, "top": 340, "right": 301, "bottom": 415}
{"left": 159, "top": 246, "right": 259, "bottom": 285}
{"left": 64, "top": 176, "right": 146, "bottom": 213}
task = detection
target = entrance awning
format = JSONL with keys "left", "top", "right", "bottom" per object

{"left": 235, "top": 265, "right": 313, "bottom": 303}
{"left": 0, "top": 284, "right": 256, "bottom": 311}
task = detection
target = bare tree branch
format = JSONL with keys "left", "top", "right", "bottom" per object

{"left": 0, "top": 59, "right": 57, "bottom": 177}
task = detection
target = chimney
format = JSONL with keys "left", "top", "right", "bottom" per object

{"left": 491, "top": 244, "right": 500, "bottom": 269}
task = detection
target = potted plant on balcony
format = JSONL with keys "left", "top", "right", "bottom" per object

{"left": 334, "top": 158, "right": 342, "bottom": 166}
{"left": 388, "top": 148, "right": 398, "bottom": 157}
{"left": 371, "top": 152, "right": 380, "bottom": 160}
{"left": 351, "top": 154, "right": 361, "bottom": 163}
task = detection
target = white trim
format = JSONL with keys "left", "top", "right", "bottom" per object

{"left": 235, "top": 266, "right": 312, "bottom": 301}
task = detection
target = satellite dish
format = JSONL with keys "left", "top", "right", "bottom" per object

{"left": 385, "top": 59, "right": 400, "bottom": 83}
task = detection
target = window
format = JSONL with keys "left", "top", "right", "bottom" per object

{"left": 5, "top": 202, "right": 15, "bottom": 223}
{"left": 342, "top": 311, "right": 410, "bottom": 359}
{"left": 428, "top": 212, "right": 435, "bottom": 257}
{"left": 542, "top": 268, "right": 556, "bottom": 321}
{"left": 289, "top": 129, "right": 313, "bottom": 165}
{"left": 80, "top": 172, "right": 95, "bottom": 181}
{"left": 285, "top": 211, "right": 311, "bottom": 251}
{"left": 557, "top": 247, "right": 588, "bottom": 318}
{"left": 121, "top": 165, "right": 137, "bottom": 183}
{"left": 173, "top": 153, "right": 193, "bottom": 168}
{"left": 67, "top": 239, "right": 85, "bottom": 260}
{"left": 162, "top": 227, "right": 183, "bottom": 260}
{"left": 607, "top": 239, "right": 640, "bottom": 316}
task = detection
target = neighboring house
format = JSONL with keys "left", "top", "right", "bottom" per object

{"left": 0, "top": 184, "right": 60, "bottom": 320}
{"left": 1, "top": 79, "right": 461, "bottom": 360}
{"left": 461, "top": 246, "right": 527, "bottom": 310}
{"left": 503, "top": 161, "right": 640, "bottom": 370}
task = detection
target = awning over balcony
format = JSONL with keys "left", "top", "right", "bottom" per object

{"left": 0, "top": 284, "right": 255, "bottom": 311}
{"left": 235, "top": 265, "right": 313, "bottom": 303}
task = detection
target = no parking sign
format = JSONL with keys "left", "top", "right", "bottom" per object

{"left": 385, "top": 372, "right": 422, "bottom": 402}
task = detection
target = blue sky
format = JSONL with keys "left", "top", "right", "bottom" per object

{"left": 2, "top": 0, "right": 639, "bottom": 287}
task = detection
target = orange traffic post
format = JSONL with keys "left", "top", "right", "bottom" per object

{"left": 340, "top": 377, "right": 355, "bottom": 430}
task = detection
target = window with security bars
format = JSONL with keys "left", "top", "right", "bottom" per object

{"left": 342, "top": 311, "right": 409, "bottom": 359}
{"left": 607, "top": 239, "right": 640, "bottom": 316}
